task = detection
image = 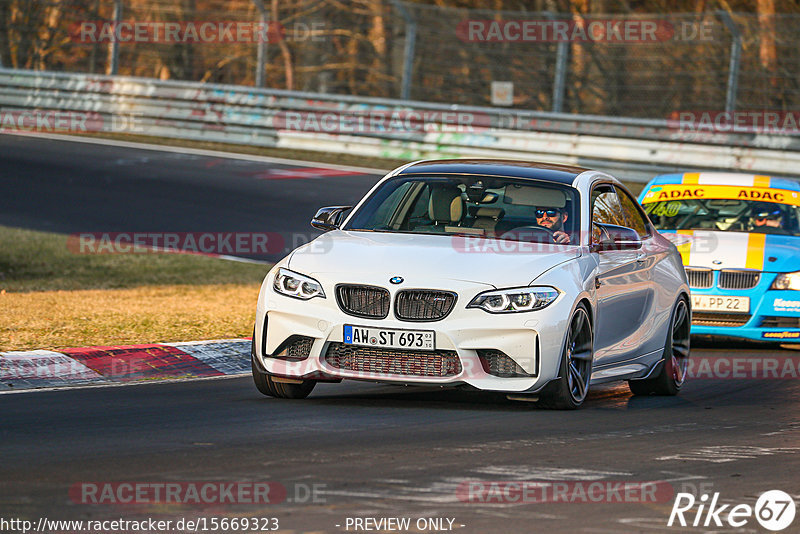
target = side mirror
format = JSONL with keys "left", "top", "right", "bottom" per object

{"left": 591, "top": 223, "right": 642, "bottom": 252}
{"left": 311, "top": 206, "right": 353, "bottom": 232}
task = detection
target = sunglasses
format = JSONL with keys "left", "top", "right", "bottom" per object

{"left": 536, "top": 209, "right": 560, "bottom": 218}
{"left": 754, "top": 210, "right": 781, "bottom": 221}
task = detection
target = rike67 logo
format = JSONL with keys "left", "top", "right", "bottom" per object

{"left": 668, "top": 490, "right": 796, "bottom": 531}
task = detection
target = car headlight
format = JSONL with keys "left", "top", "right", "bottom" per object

{"left": 771, "top": 271, "right": 800, "bottom": 291}
{"left": 272, "top": 268, "right": 325, "bottom": 300}
{"left": 468, "top": 286, "right": 559, "bottom": 313}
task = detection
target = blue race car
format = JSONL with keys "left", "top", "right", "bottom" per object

{"left": 639, "top": 172, "right": 800, "bottom": 343}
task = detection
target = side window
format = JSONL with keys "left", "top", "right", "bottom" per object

{"left": 591, "top": 185, "right": 625, "bottom": 226}
{"left": 591, "top": 184, "right": 625, "bottom": 244}
{"left": 616, "top": 186, "right": 651, "bottom": 238}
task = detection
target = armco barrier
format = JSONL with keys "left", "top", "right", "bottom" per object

{"left": 1, "top": 68, "right": 800, "bottom": 181}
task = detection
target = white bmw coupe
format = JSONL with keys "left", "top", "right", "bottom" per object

{"left": 252, "top": 159, "right": 690, "bottom": 408}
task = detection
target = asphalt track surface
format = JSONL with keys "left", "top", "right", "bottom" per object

{"left": 2, "top": 134, "right": 800, "bottom": 533}
{"left": 0, "top": 134, "right": 383, "bottom": 261}
{"left": 2, "top": 341, "right": 800, "bottom": 533}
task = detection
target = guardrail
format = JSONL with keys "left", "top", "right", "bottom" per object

{"left": 1, "top": 68, "right": 799, "bottom": 181}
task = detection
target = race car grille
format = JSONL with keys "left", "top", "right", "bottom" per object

{"left": 478, "top": 349, "right": 536, "bottom": 377}
{"left": 718, "top": 270, "right": 760, "bottom": 289}
{"left": 692, "top": 312, "right": 751, "bottom": 327}
{"left": 324, "top": 343, "right": 461, "bottom": 377}
{"left": 760, "top": 316, "right": 800, "bottom": 328}
{"left": 685, "top": 268, "right": 713, "bottom": 288}
{"left": 335, "top": 284, "right": 390, "bottom": 319}
{"left": 270, "top": 336, "right": 314, "bottom": 361}
{"left": 395, "top": 290, "right": 457, "bottom": 322}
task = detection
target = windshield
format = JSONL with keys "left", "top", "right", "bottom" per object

{"left": 344, "top": 175, "right": 579, "bottom": 244}
{"left": 643, "top": 196, "right": 800, "bottom": 236}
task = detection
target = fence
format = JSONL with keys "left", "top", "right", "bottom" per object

{"left": 0, "top": 1, "right": 798, "bottom": 120}
{"left": 2, "top": 68, "right": 799, "bottom": 182}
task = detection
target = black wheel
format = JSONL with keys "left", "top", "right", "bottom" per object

{"left": 251, "top": 331, "right": 316, "bottom": 399}
{"left": 629, "top": 298, "right": 690, "bottom": 396}
{"left": 539, "top": 304, "right": 593, "bottom": 410}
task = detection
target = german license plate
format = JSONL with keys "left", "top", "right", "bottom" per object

{"left": 692, "top": 294, "right": 750, "bottom": 312}
{"left": 343, "top": 325, "right": 434, "bottom": 350}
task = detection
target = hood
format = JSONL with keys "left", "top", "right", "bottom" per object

{"left": 288, "top": 230, "right": 581, "bottom": 288}
{"left": 660, "top": 230, "right": 800, "bottom": 272}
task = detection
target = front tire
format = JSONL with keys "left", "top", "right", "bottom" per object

{"left": 629, "top": 298, "right": 690, "bottom": 396}
{"left": 539, "top": 304, "right": 593, "bottom": 410}
{"left": 251, "top": 331, "right": 316, "bottom": 399}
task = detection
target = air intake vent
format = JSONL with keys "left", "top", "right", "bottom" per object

{"left": 335, "top": 284, "right": 390, "bottom": 319}
{"left": 692, "top": 313, "right": 750, "bottom": 327}
{"left": 269, "top": 336, "right": 314, "bottom": 361}
{"left": 685, "top": 268, "right": 713, "bottom": 288}
{"left": 760, "top": 317, "right": 800, "bottom": 329}
{"left": 718, "top": 270, "right": 760, "bottom": 289}
{"left": 324, "top": 343, "right": 461, "bottom": 377}
{"left": 478, "top": 349, "right": 536, "bottom": 377}
{"left": 395, "top": 290, "right": 457, "bottom": 322}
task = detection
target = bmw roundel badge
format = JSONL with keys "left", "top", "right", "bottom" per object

{"left": 390, "top": 276, "right": 404, "bottom": 284}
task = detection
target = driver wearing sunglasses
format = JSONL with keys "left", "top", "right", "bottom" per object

{"left": 535, "top": 206, "right": 570, "bottom": 244}
{"left": 750, "top": 202, "right": 790, "bottom": 235}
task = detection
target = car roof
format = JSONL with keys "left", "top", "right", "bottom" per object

{"left": 647, "top": 172, "right": 800, "bottom": 191}
{"left": 395, "top": 159, "right": 587, "bottom": 185}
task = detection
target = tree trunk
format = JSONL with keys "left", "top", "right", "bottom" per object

{"left": 272, "top": 0, "right": 294, "bottom": 90}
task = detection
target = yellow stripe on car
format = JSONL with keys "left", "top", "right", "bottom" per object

{"left": 753, "top": 175, "right": 771, "bottom": 188}
{"left": 676, "top": 230, "right": 693, "bottom": 265}
{"left": 746, "top": 233, "right": 766, "bottom": 270}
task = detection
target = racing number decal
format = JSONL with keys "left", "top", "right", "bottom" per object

{"left": 644, "top": 201, "right": 681, "bottom": 217}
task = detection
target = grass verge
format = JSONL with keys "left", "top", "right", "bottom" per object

{"left": 0, "top": 225, "right": 269, "bottom": 351}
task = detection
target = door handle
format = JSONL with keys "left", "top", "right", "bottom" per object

{"left": 636, "top": 253, "right": 646, "bottom": 263}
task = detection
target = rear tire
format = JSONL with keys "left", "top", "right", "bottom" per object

{"left": 629, "top": 298, "right": 690, "bottom": 396}
{"left": 251, "top": 330, "right": 316, "bottom": 399}
{"left": 539, "top": 304, "right": 593, "bottom": 410}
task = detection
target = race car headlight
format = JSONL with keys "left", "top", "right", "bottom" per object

{"left": 771, "top": 271, "right": 800, "bottom": 291}
{"left": 272, "top": 268, "right": 325, "bottom": 300}
{"left": 468, "top": 286, "right": 559, "bottom": 313}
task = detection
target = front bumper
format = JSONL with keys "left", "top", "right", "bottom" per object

{"left": 254, "top": 273, "right": 574, "bottom": 393}
{"left": 690, "top": 272, "right": 800, "bottom": 342}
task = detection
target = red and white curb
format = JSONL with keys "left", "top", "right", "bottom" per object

{"left": 0, "top": 339, "right": 251, "bottom": 392}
